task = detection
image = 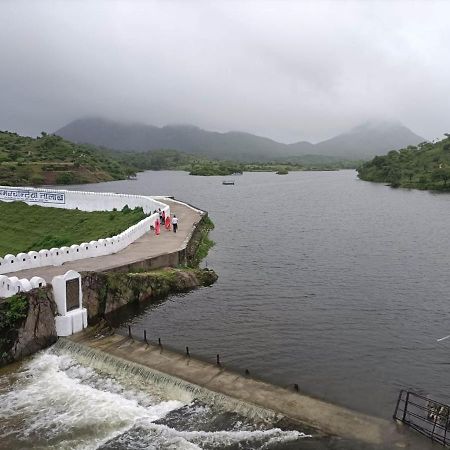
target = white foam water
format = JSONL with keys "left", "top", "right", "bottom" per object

{"left": 0, "top": 349, "right": 311, "bottom": 449}
{"left": 100, "top": 419, "right": 308, "bottom": 449}
{"left": 53, "top": 338, "right": 282, "bottom": 422}
{"left": 0, "top": 352, "right": 183, "bottom": 450}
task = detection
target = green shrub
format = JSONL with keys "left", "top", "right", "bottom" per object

{"left": 56, "top": 172, "right": 75, "bottom": 184}
{"left": 0, "top": 294, "right": 28, "bottom": 328}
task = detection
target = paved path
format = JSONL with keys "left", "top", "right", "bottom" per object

{"left": 10, "top": 199, "right": 203, "bottom": 282}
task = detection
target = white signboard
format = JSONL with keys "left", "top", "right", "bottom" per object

{"left": 0, "top": 188, "right": 65, "bottom": 204}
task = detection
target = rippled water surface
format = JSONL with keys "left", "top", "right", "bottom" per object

{"left": 3, "top": 169, "right": 448, "bottom": 449}
{"left": 74, "top": 170, "right": 450, "bottom": 419}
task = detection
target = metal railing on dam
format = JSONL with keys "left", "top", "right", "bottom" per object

{"left": 394, "top": 390, "right": 450, "bottom": 447}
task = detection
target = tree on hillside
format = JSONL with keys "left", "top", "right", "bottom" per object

{"left": 387, "top": 167, "right": 401, "bottom": 185}
{"left": 403, "top": 168, "right": 415, "bottom": 183}
{"left": 431, "top": 167, "right": 450, "bottom": 187}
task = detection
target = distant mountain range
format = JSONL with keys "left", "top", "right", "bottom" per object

{"left": 55, "top": 118, "right": 424, "bottom": 161}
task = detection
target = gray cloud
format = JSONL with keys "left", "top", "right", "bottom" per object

{"left": 1, "top": 0, "right": 449, "bottom": 142}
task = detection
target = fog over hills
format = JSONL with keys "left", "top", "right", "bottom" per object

{"left": 56, "top": 118, "right": 424, "bottom": 161}
{"left": 312, "top": 121, "right": 424, "bottom": 159}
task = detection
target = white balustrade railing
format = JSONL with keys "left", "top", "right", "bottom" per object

{"left": 0, "top": 274, "right": 46, "bottom": 298}
{"left": 0, "top": 186, "right": 170, "bottom": 275}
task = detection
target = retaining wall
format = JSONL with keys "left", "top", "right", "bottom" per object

{"left": 0, "top": 186, "right": 170, "bottom": 275}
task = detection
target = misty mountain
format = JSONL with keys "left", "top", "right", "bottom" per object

{"left": 55, "top": 118, "right": 297, "bottom": 161}
{"left": 312, "top": 121, "right": 424, "bottom": 159}
{"left": 55, "top": 118, "right": 424, "bottom": 161}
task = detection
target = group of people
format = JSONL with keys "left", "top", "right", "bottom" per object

{"left": 152, "top": 208, "right": 178, "bottom": 235}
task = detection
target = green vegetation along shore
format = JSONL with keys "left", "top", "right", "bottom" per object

{"left": 0, "top": 129, "right": 362, "bottom": 186}
{"left": 189, "top": 216, "right": 215, "bottom": 267}
{"left": 0, "top": 201, "right": 146, "bottom": 255}
{"left": 358, "top": 135, "right": 450, "bottom": 190}
{"left": 112, "top": 150, "right": 361, "bottom": 176}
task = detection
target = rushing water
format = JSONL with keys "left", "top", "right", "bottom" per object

{"left": 2, "top": 169, "right": 449, "bottom": 449}
{"left": 0, "top": 348, "right": 312, "bottom": 450}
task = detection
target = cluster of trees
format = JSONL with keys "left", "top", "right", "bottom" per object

{"left": 276, "top": 154, "right": 362, "bottom": 170}
{"left": 357, "top": 135, "right": 450, "bottom": 189}
{"left": 0, "top": 131, "right": 132, "bottom": 186}
{"left": 103, "top": 147, "right": 362, "bottom": 176}
{"left": 189, "top": 161, "right": 244, "bottom": 176}
{"left": 0, "top": 129, "right": 364, "bottom": 186}
{"left": 103, "top": 148, "right": 195, "bottom": 172}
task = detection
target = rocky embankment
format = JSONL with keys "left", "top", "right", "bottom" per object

{"left": 0, "top": 267, "right": 217, "bottom": 366}
{"left": 82, "top": 268, "right": 218, "bottom": 321}
{"left": 0, "top": 287, "right": 57, "bottom": 366}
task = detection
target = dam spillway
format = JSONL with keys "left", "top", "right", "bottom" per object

{"left": 53, "top": 337, "right": 281, "bottom": 425}
{"left": 0, "top": 345, "right": 309, "bottom": 449}
{"left": 61, "top": 330, "right": 427, "bottom": 449}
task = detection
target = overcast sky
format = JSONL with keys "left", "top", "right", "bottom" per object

{"left": 0, "top": 0, "right": 449, "bottom": 143}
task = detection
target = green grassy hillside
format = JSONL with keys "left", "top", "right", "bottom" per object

{"left": 357, "top": 135, "right": 450, "bottom": 190}
{"left": 0, "top": 202, "right": 146, "bottom": 255}
{"left": 0, "top": 131, "right": 135, "bottom": 186}
{"left": 0, "top": 130, "right": 361, "bottom": 185}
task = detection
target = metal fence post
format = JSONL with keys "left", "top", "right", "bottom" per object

{"left": 402, "top": 391, "right": 410, "bottom": 423}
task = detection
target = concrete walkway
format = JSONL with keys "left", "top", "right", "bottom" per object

{"left": 10, "top": 199, "right": 202, "bottom": 282}
{"left": 67, "top": 331, "right": 429, "bottom": 449}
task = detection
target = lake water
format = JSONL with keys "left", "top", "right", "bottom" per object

{"left": 101, "top": 170, "right": 450, "bottom": 418}
{"left": 2, "top": 169, "right": 449, "bottom": 449}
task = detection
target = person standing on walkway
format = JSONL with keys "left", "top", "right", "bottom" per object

{"left": 172, "top": 214, "right": 178, "bottom": 233}
{"left": 165, "top": 214, "right": 171, "bottom": 231}
{"left": 155, "top": 217, "right": 160, "bottom": 235}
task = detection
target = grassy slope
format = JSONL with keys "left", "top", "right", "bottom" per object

{"left": 190, "top": 216, "right": 215, "bottom": 267}
{"left": 0, "top": 131, "right": 135, "bottom": 186}
{"left": 357, "top": 135, "right": 450, "bottom": 189}
{"left": 0, "top": 202, "right": 146, "bottom": 255}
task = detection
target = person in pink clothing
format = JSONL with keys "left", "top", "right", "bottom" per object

{"left": 165, "top": 214, "right": 171, "bottom": 230}
{"left": 154, "top": 218, "right": 160, "bottom": 235}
